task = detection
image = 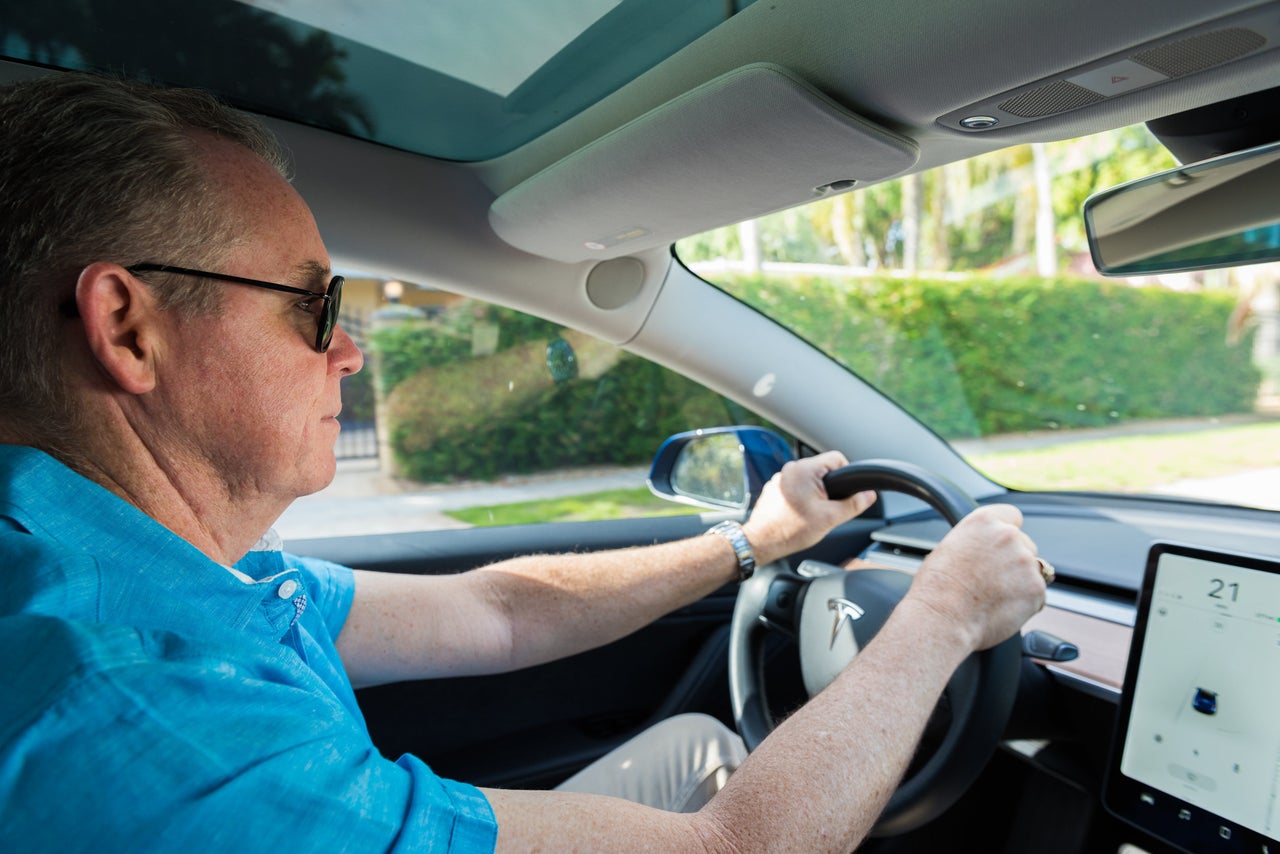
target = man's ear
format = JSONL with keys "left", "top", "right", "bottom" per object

{"left": 74, "top": 262, "right": 164, "bottom": 395}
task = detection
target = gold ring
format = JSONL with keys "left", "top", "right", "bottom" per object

{"left": 1036, "top": 557, "right": 1055, "bottom": 585}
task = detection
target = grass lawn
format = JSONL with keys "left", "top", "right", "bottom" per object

{"left": 445, "top": 487, "right": 703, "bottom": 527}
{"left": 444, "top": 419, "right": 1280, "bottom": 526}
{"left": 968, "top": 420, "right": 1280, "bottom": 493}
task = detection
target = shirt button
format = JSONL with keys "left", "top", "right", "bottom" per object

{"left": 277, "top": 579, "right": 299, "bottom": 599}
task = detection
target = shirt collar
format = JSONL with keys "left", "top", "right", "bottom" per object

{"left": 0, "top": 445, "right": 296, "bottom": 634}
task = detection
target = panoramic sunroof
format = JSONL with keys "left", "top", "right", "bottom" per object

{"left": 246, "top": 0, "right": 620, "bottom": 100}
{"left": 0, "top": 0, "right": 753, "bottom": 161}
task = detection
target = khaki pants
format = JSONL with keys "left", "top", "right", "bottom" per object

{"left": 554, "top": 713, "right": 748, "bottom": 813}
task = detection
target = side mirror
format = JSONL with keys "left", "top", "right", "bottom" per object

{"left": 647, "top": 426, "right": 795, "bottom": 512}
{"left": 1084, "top": 139, "right": 1280, "bottom": 276}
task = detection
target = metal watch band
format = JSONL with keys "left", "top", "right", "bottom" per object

{"left": 706, "top": 520, "right": 756, "bottom": 582}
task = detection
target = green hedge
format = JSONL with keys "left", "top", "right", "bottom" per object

{"left": 369, "top": 277, "right": 1261, "bottom": 482}
{"left": 370, "top": 305, "right": 774, "bottom": 482}
{"left": 718, "top": 273, "right": 1260, "bottom": 437}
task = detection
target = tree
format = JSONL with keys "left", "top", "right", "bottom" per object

{"left": 677, "top": 125, "right": 1185, "bottom": 281}
{"left": 0, "top": 0, "right": 374, "bottom": 135}
{"left": 1032, "top": 143, "right": 1056, "bottom": 276}
{"left": 739, "top": 220, "right": 762, "bottom": 273}
{"left": 830, "top": 192, "right": 866, "bottom": 268}
{"left": 901, "top": 172, "right": 921, "bottom": 273}
{"left": 922, "top": 166, "right": 951, "bottom": 271}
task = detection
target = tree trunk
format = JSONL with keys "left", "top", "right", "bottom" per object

{"left": 831, "top": 193, "right": 866, "bottom": 267}
{"left": 1032, "top": 142, "right": 1056, "bottom": 276}
{"left": 739, "top": 219, "right": 762, "bottom": 273}
{"left": 924, "top": 167, "right": 950, "bottom": 271}
{"left": 901, "top": 172, "right": 920, "bottom": 273}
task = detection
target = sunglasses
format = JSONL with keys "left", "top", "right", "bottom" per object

{"left": 126, "top": 263, "right": 345, "bottom": 353}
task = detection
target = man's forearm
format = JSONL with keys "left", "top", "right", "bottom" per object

{"left": 482, "top": 596, "right": 971, "bottom": 853}
{"left": 693, "top": 596, "right": 970, "bottom": 851}
{"left": 475, "top": 531, "right": 744, "bottom": 671}
{"left": 338, "top": 529, "right": 744, "bottom": 685}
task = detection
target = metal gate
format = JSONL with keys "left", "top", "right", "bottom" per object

{"left": 334, "top": 311, "right": 379, "bottom": 461}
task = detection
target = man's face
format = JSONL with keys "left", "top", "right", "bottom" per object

{"left": 144, "top": 136, "right": 363, "bottom": 508}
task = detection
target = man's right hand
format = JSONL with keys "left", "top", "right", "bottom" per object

{"left": 904, "top": 504, "right": 1047, "bottom": 653}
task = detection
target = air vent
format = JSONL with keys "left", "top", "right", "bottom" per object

{"left": 939, "top": 9, "right": 1276, "bottom": 134}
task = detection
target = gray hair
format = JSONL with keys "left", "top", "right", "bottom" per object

{"left": 0, "top": 72, "right": 289, "bottom": 453}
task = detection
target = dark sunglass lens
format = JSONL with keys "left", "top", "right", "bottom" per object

{"left": 318, "top": 276, "right": 344, "bottom": 352}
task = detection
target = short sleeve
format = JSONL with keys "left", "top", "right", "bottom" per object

{"left": 0, "top": 614, "right": 497, "bottom": 853}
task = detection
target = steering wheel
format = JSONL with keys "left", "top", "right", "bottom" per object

{"left": 728, "top": 459, "right": 1022, "bottom": 836}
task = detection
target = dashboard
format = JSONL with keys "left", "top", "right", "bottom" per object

{"left": 862, "top": 495, "right": 1280, "bottom": 853}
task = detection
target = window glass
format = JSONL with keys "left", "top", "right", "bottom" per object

{"left": 677, "top": 126, "right": 1280, "bottom": 511}
{"left": 278, "top": 283, "right": 787, "bottom": 540}
{"left": 0, "top": 0, "right": 754, "bottom": 161}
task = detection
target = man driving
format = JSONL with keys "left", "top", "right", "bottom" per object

{"left": 0, "top": 73, "right": 1048, "bottom": 852}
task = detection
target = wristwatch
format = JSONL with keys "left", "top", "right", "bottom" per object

{"left": 706, "top": 520, "right": 757, "bottom": 582}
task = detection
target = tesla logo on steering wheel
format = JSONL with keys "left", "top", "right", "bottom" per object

{"left": 828, "top": 597, "right": 865, "bottom": 649}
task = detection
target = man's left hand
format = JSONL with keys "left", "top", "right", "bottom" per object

{"left": 742, "top": 451, "right": 876, "bottom": 566}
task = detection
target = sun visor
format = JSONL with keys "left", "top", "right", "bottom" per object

{"left": 489, "top": 63, "right": 918, "bottom": 263}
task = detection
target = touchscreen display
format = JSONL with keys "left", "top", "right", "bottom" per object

{"left": 1104, "top": 542, "right": 1280, "bottom": 853}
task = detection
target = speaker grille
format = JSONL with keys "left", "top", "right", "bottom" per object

{"left": 959, "top": 25, "right": 1271, "bottom": 128}
{"left": 999, "top": 81, "right": 1104, "bottom": 118}
{"left": 1133, "top": 27, "right": 1266, "bottom": 78}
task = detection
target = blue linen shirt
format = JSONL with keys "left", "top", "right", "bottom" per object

{"left": 0, "top": 445, "right": 496, "bottom": 852}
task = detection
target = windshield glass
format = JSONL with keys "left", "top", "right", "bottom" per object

{"left": 677, "top": 125, "right": 1280, "bottom": 511}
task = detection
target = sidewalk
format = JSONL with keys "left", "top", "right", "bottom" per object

{"left": 275, "top": 459, "right": 650, "bottom": 541}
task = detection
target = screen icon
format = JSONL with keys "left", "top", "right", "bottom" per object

{"left": 1192, "top": 687, "right": 1218, "bottom": 715}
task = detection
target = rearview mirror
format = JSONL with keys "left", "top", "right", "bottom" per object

{"left": 647, "top": 426, "right": 795, "bottom": 512}
{"left": 1084, "top": 140, "right": 1280, "bottom": 276}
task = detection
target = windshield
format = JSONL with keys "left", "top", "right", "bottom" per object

{"left": 677, "top": 125, "right": 1280, "bottom": 512}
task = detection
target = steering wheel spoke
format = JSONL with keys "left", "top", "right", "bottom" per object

{"left": 749, "top": 562, "right": 806, "bottom": 639}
